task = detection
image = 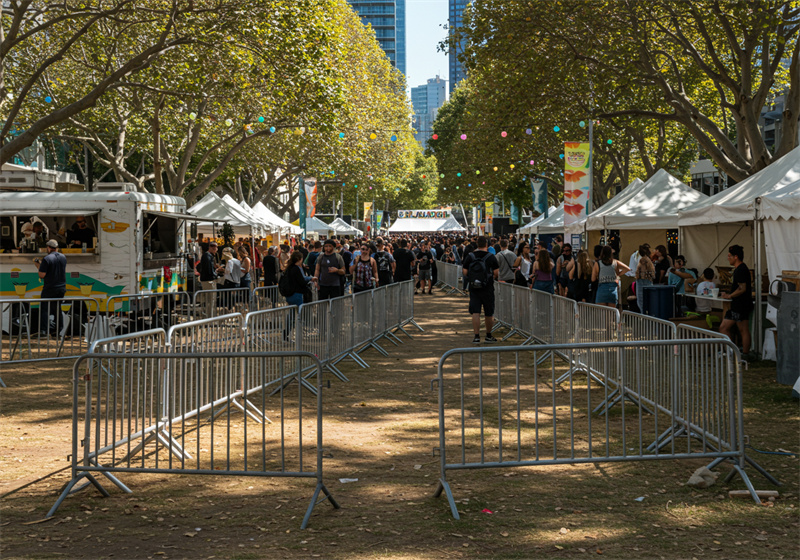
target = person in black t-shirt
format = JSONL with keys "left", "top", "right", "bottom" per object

{"left": 462, "top": 236, "right": 500, "bottom": 344}
{"left": 720, "top": 244, "right": 754, "bottom": 359}
{"left": 393, "top": 239, "right": 416, "bottom": 282}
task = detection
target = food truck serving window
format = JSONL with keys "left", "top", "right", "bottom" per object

{"left": 142, "top": 211, "right": 196, "bottom": 257}
{"left": 0, "top": 210, "right": 100, "bottom": 253}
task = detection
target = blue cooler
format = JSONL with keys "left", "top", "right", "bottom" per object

{"left": 642, "top": 285, "right": 675, "bottom": 320}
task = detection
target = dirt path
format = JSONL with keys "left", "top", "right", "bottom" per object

{"left": 1, "top": 290, "right": 798, "bottom": 559}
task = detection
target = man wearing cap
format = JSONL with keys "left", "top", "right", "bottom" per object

{"left": 34, "top": 240, "right": 67, "bottom": 334}
{"left": 314, "top": 239, "right": 346, "bottom": 299}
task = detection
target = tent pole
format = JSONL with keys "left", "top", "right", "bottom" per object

{"left": 754, "top": 206, "right": 763, "bottom": 355}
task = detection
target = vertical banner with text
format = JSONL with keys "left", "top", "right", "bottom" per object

{"left": 304, "top": 177, "right": 317, "bottom": 218}
{"left": 375, "top": 210, "right": 384, "bottom": 231}
{"left": 363, "top": 201, "right": 373, "bottom": 224}
{"left": 563, "top": 142, "right": 591, "bottom": 226}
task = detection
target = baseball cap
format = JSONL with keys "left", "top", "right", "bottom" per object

{"left": 46, "top": 239, "right": 59, "bottom": 248}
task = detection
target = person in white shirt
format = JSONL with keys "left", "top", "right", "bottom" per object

{"left": 693, "top": 268, "right": 716, "bottom": 314}
{"left": 623, "top": 243, "right": 647, "bottom": 306}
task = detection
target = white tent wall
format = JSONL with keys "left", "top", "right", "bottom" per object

{"left": 763, "top": 218, "right": 800, "bottom": 287}
{"left": 680, "top": 223, "right": 762, "bottom": 274}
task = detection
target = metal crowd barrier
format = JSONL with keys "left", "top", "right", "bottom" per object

{"left": 432, "top": 341, "right": 776, "bottom": 520}
{"left": 192, "top": 286, "right": 252, "bottom": 320}
{"left": 395, "top": 279, "right": 422, "bottom": 337}
{"left": 49, "top": 351, "right": 339, "bottom": 529}
{"left": 1, "top": 296, "right": 102, "bottom": 366}
{"left": 492, "top": 282, "right": 514, "bottom": 333}
{"left": 568, "top": 303, "right": 621, "bottom": 387}
{"left": 438, "top": 262, "right": 466, "bottom": 295}
{"left": 105, "top": 292, "right": 192, "bottom": 335}
{"left": 251, "top": 286, "right": 286, "bottom": 311}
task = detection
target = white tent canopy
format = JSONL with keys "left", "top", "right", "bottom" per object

{"left": 250, "top": 201, "right": 303, "bottom": 235}
{"left": 760, "top": 180, "right": 800, "bottom": 295}
{"left": 388, "top": 215, "right": 466, "bottom": 233}
{"left": 525, "top": 203, "right": 565, "bottom": 235}
{"left": 189, "top": 192, "right": 257, "bottom": 236}
{"left": 302, "top": 216, "right": 334, "bottom": 235}
{"left": 565, "top": 178, "right": 644, "bottom": 235}
{"left": 222, "top": 195, "right": 272, "bottom": 235}
{"left": 588, "top": 171, "right": 704, "bottom": 230}
{"left": 518, "top": 206, "right": 556, "bottom": 234}
{"left": 329, "top": 217, "right": 363, "bottom": 236}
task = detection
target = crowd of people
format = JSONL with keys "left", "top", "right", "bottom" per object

{"left": 191, "top": 231, "right": 755, "bottom": 359}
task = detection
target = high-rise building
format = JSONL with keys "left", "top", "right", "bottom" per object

{"left": 449, "top": 0, "right": 467, "bottom": 91}
{"left": 411, "top": 76, "right": 448, "bottom": 148}
{"left": 348, "top": 1, "right": 406, "bottom": 75}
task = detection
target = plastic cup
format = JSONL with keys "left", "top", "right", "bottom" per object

{"left": 711, "top": 288, "right": 719, "bottom": 298}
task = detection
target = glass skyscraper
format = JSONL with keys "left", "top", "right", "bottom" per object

{"left": 449, "top": 0, "right": 467, "bottom": 90}
{"left": 348, "top": 1, "right": 406, "bottom": 75}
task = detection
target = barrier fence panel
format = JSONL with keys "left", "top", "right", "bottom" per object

{"left": 610, "top": 311, "right": 678, "bottom": 416}
{"left": 104, "top": 292, "right": 192, "bottom": 337}
{"left": 572, "top": 303, "right": 620, "bottom": 386}
{"left": 251, "top": 286, "right": 286, "bottom": 311}
{"left": 49, "top": 351, "right": 339, "bottom": 529}
{"left": 166, "top": 314, "right": 251, "bottom": 425}
{"left": 192, "top": 287, "right": 252, "bottom": 321}
{"left": 245, "top": 306, "right": 316, "bottom": 396}
{"left": 1, "top": 296, "right": 101, "bottom": 367}
{"left": 384, "top": 282, "right": 403, "bottom": 339}
{"left": 432, "top": 341, "right": 774, "bottom": 520}
{"left": 325, "top": 295, "right": 353, "bottom": 381}
{"left": 501, "top": 284, "right": 533, "bottom": 342}
{"left": 298, "top": 300, "right": 332, "bottom": 379}
{"left": 439, "top": 262, "right": 465, "bottom": 294}
{"left": 396, "top": 280, "right": 422, "bottom": 335}
{"left": 362, "top": 287, "right": 390, "bottom": 357}
{"left": 492, "top": 282, "right": 514, "bottom": 333}
{"left": 351, "top": 291, "right": 374, "bottom": 363}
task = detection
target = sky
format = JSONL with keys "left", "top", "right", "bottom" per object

{"left": 405, "top": 0, "right": 450, "bottom": 90}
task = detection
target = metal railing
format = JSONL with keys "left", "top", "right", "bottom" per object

{"left": 49, "top": 351, "right": 339, "bottom": 529}
{"left": 432, "top": 341, "right": 775, "bottom": 520}
{"left": 191, "top": 286, "right": 252, "bottom": 320}
{"left": 1, "top": 296, "right": 102, "bottom": 366}
{"left": 438, "top": 261, "right": 466, "bottom": 295}
{"left": 251, "top": 286, "right": 286, "bottom": 311}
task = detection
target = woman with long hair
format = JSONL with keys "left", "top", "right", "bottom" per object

{"left": 283, "top": 251, "right": 312, "bottom": 307}
{"left": 350, "top": 242, "right": 379, "bottom": 293}
{"left": 531, "top": 245, "right": 554, "bottom": 293}
{"left": 568, "top": 249, "right": 593, "bottom": 302}
{"left": 513, "top": 242, "right": 533, "bottom": 287}
{"left": 591, "top": 245, "right": 630, "bottom": 307}
{"left": 237, "top": 246, "right": 252, "bottom": 293}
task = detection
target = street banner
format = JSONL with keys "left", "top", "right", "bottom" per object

{"left": 304, "top": 176, "right": 317, "bottom": 218}
{"left": 484, "top": 201, "right": 493, "bottom": 234}
{"left": 376, "top": 210, "right": 384, "bottom": 230}
{"left": 531, "top": 178, "right": 549, "bottom": 217}
{"left": 364, "top": 201, "right": 373, "bottom": 222}
{"left": 563, "top": 142, "right": 591, "bottom": 225}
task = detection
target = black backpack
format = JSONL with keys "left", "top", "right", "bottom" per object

{"left": 376, "top": 251, "right": 392, "bottom": 272}
{"left": 467, "top": 253, "right": 493, "bottom": 289}
{"left": 278, "top": 272, "right": 294, "bottom": 297}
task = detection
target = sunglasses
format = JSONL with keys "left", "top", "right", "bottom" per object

{"left": 76, "top": 220, "right": 86, "bottom": 225}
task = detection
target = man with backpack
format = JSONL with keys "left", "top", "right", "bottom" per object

{"left": 462, "top": 236, "right": 500, "bottom": 344}
{"left": 304, "top": 241, "right": 321, "bottom": 275}
{"left": 374, "top": 238, "right": 396, "bottom": 287}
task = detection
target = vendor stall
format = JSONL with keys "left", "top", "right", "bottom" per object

{"left": 329, "top": 217, "right": 363, "bottom": 237}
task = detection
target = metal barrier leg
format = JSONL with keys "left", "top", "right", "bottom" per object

{"left": 400, "top": 318, "right": 424, "bottom": 332}
{"left": 433, "top": 479, "right": 460, "bottom": 520}
{"left": 325, "top": 363, "right": 349, "bottom": 382}
{"left": 242, "top": 398, "right": 273, "bottom": 424}
{"left": 48, "top": 474, "right": 108, "bottom": 517}
{"left": 300, "top": 482, "right": 340, "bottom": 530}
{"left": 394, "top": 324, "right": 414, "bottom": 339}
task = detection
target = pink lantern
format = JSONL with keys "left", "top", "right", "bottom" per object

{"left": 460, "top": 134, "right": 467, "bottom": 140}
{"left": 501, "top": 131, "right": 507, "bottom": 137}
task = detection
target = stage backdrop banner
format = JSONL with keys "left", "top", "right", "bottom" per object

{"left": 563, "top": 142, "right": 591, "bottom": 226}
{"left": 304, "top": 177, "right": 317, "bottom": 218}
{"left": 396, "top": 209, "right": 452, "bottom": 219}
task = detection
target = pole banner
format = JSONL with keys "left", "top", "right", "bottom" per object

{"left": 484, "top": 201, "right": 493, "bottom": 234}
{"left": 364, "top": 201, "right": 373, "bottom": 222}
{"left": 564, "top": 142, "right": 591, "bottom": 225}
{"left": 375, "top": 210, "right": 384, "bottom": 230}
{"left": 304, "top": 177, "right": 317, "bottom": 218}
{"left": 530, "top": 178, "right": 548, "bottom": 216}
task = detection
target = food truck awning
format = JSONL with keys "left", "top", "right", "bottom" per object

{"left": 143, "top": 210, "right": 203, "bottom": 221}
{"left": 0, "top": 209, "right": 100, "bottom": 217}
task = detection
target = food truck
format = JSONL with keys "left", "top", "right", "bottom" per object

{"left": 0, "top": 183, "right": 193, "bottom": 309}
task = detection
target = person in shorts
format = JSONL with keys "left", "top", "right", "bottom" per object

{"left": 417, "top": 241, "right": 434, "bottom": 294}
{"left": 720, "top": 245, "right": 755, "bottom": 360}
{"left": 462, "top": 236, "right": 499, "bottom": 344}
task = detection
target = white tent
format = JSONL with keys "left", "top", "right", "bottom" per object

{"left": 565, "top": 178, "right": 645, "bottom": 235}
{"left": 301, "top": 216, "right": 334, "bottom": 235}
{"left": 329, "top": 217, "right": 363, "bottom": 236}
{"left": 518, "top": 206, "right": 556, "bottom": 235}
{"left": 189, "top": 192, "right": 257, "bottom": 236}
{"left": 388, "top": 215, "right": 466, "bottom": 233}
{"left": 251, "top": 201, "right": 303, "bottom": 235}
{"left": 759, "top": 180, "right": 800, "bottom": 293}
{"left": 524, "top": 203, "right": 565, "bottom": 236}
{"left": 587, "top": 171, "right": 703, "bottom": 230}
{"left": 678, "top": 146, "right": 800, "bottom": 352}
{"left": 222, "top": 195, "right": 272, "bottom": 235}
